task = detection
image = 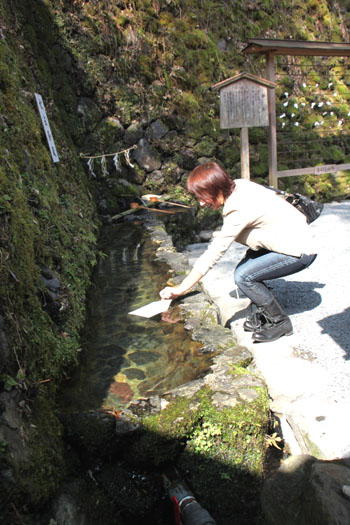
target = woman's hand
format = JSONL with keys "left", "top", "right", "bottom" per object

{"left": 159, "top": 269, "right": 203, "bottom": 300}
{"left": 159, "top": 286, "right": 182, "bottom": 300}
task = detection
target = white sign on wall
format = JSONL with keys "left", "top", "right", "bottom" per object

{"left": 35, "top": 93, "right": 59, "bottom": 163}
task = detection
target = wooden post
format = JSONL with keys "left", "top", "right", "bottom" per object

{"left": 240, "top": 127, "right": 250, "bottom": 179}
{"left": 266, "top": 52, "right": 278, "bottom": 187}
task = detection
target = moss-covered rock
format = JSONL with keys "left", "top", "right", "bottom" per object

{"left": 193, "top": 136, "right": 217, "bottom": 158}
{"left": 0, "top": 393, "right": 66, "bottom": 510}
{"left": 126, "top": 396, "right": 202, "bottom": 467}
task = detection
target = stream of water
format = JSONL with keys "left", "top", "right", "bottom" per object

{"left": 58, "top": 219, "right": 212, "bottom": 412}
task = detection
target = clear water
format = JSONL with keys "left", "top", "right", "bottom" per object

{"left": 58, "top": 220, "right": 212, "bottom": 411}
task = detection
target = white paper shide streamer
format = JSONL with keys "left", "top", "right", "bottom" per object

{"left": 124, "top": 149, "right": 134, "bottom": 168}
{"left": 82, "top": 145, "right": 136, "bottom": 177}
{"left": 101, "top": 155, "right": 109, "bottom": 177}
{"left": 87, "top": 158, "right": 97, "bottom": 178}
{"left": 113, "top": 153, "right": 120, "bottom": 172}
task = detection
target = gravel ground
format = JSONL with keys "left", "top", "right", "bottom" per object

{"left": 183, "top": 201, "right": 350, "bottom": 459}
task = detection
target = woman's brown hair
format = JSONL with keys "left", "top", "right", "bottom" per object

{"left": 187, "top": 162, "right": 235, "bottom": 207}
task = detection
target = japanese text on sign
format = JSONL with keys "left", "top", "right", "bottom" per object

{"left": 220, "top": 80, "right": 269, "bottom": 129}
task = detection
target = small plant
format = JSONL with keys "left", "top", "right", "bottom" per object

{"left": 265, "top": 432, "right": 283, "bottom": 450}
{"left": 0, "top": 440, "right": 8, "bottom": 453}
{"left": 0, "top": 374, "right": 18, "bottom": 391}
{"left": 191, "top": 421, "right": 222, "bottom": 453}
{"left": 0, "top": 194, "right": 12, "bottom": 211}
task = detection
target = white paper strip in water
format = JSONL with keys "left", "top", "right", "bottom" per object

{"left": 129, "top": 299, "right": 172, "bottom": 318}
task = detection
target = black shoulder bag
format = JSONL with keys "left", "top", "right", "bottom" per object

{"left": 265, "top": 185, "right": 324, "bottom": 224}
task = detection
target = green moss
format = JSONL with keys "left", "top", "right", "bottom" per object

{"left": 184, "top": 119, "right": 206, "bottom": 140}
{"left": 251, "top": 145, "right": 269, "bottom": 177}
{"left": 193, "top": 136, "right": 217, "bottom": 157}
{"left": 322, "top": 144, "right": 345, "bottom": 164}
{"left": 249, "top": 127, "right": 268, "bottom": 146}
{"left": 302, "top": 433, "right": 326, "bottom": 459}
{"left": 15, "top": 394, "right": 66, "bottom": 505}
{"left": 0, "top": 29, "right": 99, "bottom": 506}
{"left": 60, "top": 411, "right": 117, "bottom": 457}
{"left": 217, "top": 142, "right": 240, "bottom": 167}
{"left": 99, "top": 178, "right": 141, "bottom": 214}
{"left": 0, "top": 46, "right": 16, "bottom": 97}
{"left": 194, "top": 205, "right": 222, "bottom": 232}
{"left": 178, "top": 386, "right": 269, "bottom": 523}
{"left": 186, "top": 396, "right": 268, "bottom": 470}
{"left": 175, "top": 91, "right": 200, "bottom": 116}
{"left": 128, "top": 396, "right": 201, "bottom": 466}
{"left": 128, "top": 377, "right": 269, "bottom": 488}
{"left": 0, "top": 0, "right": 100, "bottom": 382}
{"left": 198, "top": 306, "right": 217, "bottom": 327}
{"left": 165, "top": 186, "right": 193, "bottom": 206}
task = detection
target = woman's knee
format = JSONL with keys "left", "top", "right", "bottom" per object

{"left": 234, "top": 266, "right": 251, "bottom": 289}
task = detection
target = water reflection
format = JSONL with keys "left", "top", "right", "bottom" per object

{"left": 58, "top": 221, "right": 212, "bottom": 411}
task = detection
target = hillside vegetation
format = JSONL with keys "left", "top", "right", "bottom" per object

{"left": 1, "top": 0, "right": 350, "bottom": 522}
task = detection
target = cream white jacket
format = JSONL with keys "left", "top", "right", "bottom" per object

{"left": 193, "top": 179, "right": 315, "bottom": 277}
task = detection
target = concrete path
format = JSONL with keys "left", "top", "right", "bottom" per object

{"left": 183, "top": 201, "right": 350, "bottom": 460}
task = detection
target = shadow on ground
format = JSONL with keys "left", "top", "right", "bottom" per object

{"left": 225, "top": 280, "right": 324, "bottom": 327}
{"left": 318, "top": 306, "right": 350, "bottom": 360}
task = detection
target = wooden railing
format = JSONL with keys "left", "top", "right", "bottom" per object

{"left": 275, "top": 163, "right": 350, "bottom": 184}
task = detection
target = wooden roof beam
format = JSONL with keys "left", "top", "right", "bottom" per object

{"left": 243, "top": 38, "right": 350, "bottom": 57}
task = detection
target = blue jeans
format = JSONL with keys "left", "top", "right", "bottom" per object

{"left": 234, "top": 249, "right": 317, "bottom": 306}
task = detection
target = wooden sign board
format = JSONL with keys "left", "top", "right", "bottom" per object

{"left": 219, "top": 78, "right": 269, "bottom": 129}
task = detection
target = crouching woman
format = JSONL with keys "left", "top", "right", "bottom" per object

{"left": 159, "top": 162, "right": 317, "bottom": 343}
